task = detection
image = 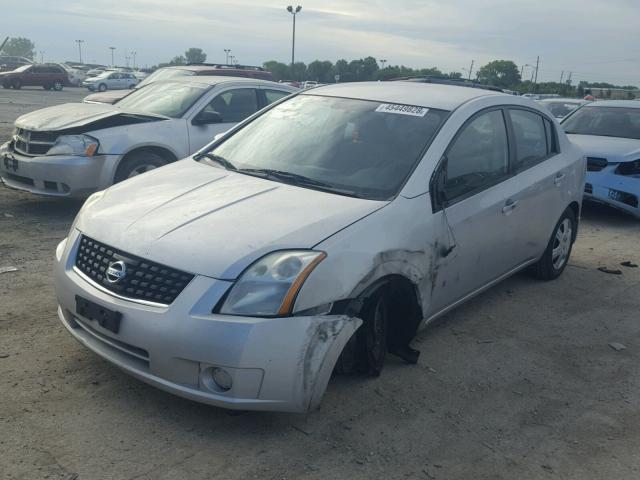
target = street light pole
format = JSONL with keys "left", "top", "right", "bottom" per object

{"left": 286, "top": 5, "right": 302, "bottom": 67}
{"left": 39, "top": 51, "right": 44, "bottom": 63}
{"left": 132, "top": 51, "right": 137, "bottom": 69}
{"left": 75, "top": 40, "right": 84, "bottom": 63}
{"left": 224, "top": 49, "right": 231, "bottom": 64}
{"left": 379, "top": 59, "right": 387, "bottom": 69}
{"left": 109, "top": 47, "right": 115, "bottom": 67}
{"left": 467, "top": 59, "right": 474, "bottom": 80}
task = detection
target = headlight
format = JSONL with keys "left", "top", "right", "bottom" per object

{"left": 219, "top": 250, "right": 327, "bottom": 316}
{"left": 69, "top": 190, "right": 105, "bottom": 235}
{"left": 47, "top": 134, "right": 99, "bottom": 157}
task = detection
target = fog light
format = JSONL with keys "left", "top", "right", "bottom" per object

{"left": 211, "top": 367, "right": 233, "bottom": 391}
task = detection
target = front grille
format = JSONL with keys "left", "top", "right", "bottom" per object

{"left": 75, "top": 235, "right": 194, "bottom": 305}
{"left": 584, "top": 183, "right": 593, "bottom": 194}
{"left": 587, "top": 157, "right": 608, "bottom": 172}
{"left": 12, "top": 127, "right": 59, "bottom": 156}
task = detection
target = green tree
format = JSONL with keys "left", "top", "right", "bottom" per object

{"left": 289, "top": 62, "right": 307, "bottom": 81}
{"left": 476, "top": 60, "right": 521, "bottom": 88}
{"left": 306, "top": 60, "right": 333, "bottom": 83}
{"left": 263, "top": 60, "right": 290, "bottom": 81}
{"left": 168, "top": 55, "right": 186, "bottom": 66}
{"left": 1, "top": 37, "right": 35, "bottom": 59}
{"left": 184, "top": 48, "right": 206, "bottom": 64}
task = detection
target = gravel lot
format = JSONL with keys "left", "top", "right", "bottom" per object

{"left": 1, "top": 89, "right": 640, "bottom": 480}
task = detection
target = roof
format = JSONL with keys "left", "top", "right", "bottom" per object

{"left": 581, "top": 100, "right": 640, "bottom": 108}
{"left": 158, "top": 75, "right": 295, "bottom": 88}
{"left": 302, "top": 81, "right": 505, "bottom": 110}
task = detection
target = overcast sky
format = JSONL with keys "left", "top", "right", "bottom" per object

{"left": 5, "top": 0, "right": 640, "bottom": 85}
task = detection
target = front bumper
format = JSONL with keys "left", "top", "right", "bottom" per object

{"left": 54, "top": 233, "right": 361, "bottom": 412}
{"left": 0, "top": 144, "right": 121, "bottom": 197}
{"left": 585, "top": 169, "right": 640, "bottom": 218}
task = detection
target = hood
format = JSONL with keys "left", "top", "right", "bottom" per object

{"left": 567, "top": 134, "right": 640, "bottom": 163}
{"left": 14, "top": 103, "right": 166, "bottom": 131}
{"left": 83, "top": 90, "right": 128, "bottom": 105}
{"left": 78, "top": 160, "right": 387, "bottom": 279}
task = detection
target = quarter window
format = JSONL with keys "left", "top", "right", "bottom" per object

{"left": 443, "top": 110, "right": 509, "bottom": 201}
{"left": 509, "top": 109, "right": 548, "bottom": 170}
{"left": 264, "top": 89, "right": 289, "bottom": 105}
{"left": 204, "top": 88, "right": 258, "bottom": 123}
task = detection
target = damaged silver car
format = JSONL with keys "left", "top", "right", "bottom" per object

{"left": 54, "top": 82, "right": 585, "bottom": 412}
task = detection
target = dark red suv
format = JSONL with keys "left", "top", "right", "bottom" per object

{"left": 0, "top": 64, "right": 70, "bottom": 90}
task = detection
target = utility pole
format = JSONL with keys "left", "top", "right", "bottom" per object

{"left": 467, "top": 59, "right": 474, "bottom": 80}
{"left": 39, "top": 51, "right": 44, "bottom": 63}
{"left": 533, "top": 55, "right": 540, "bottom": 89}
{"left": 567, "top": 71, "right": 572, "bottom": 84}
{"left": 559, "top": 71, "right": 564, "bottom": 83}
{"left": 109, "top": 47, "right": 115, "bottom": 67}
{"left": 224, "top": 48, "right": 231, "bottom": 64}
{"left": 132, "top": 51, "right": 137, "bottom": 69}
{"left": 286, "top": 5, "right": 302, "bottom": 67}
{"left": 75, "top": 40, "right": 84, "bottom": 63}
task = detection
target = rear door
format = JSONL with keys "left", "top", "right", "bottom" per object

{"left": 186, "top": 87, "right": 260, "bottom": 153}
{"left": 504, "top": 108, "right": 567, "bottom": 260}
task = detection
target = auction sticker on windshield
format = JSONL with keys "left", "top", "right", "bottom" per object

{"left": 375, "top": 103, "right": 429, "bottom": 117}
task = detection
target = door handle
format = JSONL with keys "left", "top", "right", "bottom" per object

{"left": 554, "top": 172, "right": 566, "bottom": 186}
{"left": 501, "top": 199, "right": 519, "bottom": 214}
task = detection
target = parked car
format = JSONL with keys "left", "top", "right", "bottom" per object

{"left": 0, "top": 55, "right": 33, "bottom": 72}
{"left": 52, "top": 82, "right": 585, "bottom": 412}
{"left": 59, "top": 63, "right": 87, "bottom": 86}
{"left": 83, "top": 71, "right": 139, "bottom": 91}
{"left": 0, "top": 77, "right": 296, "bottom": 196}
{"left": 0, "top": 63, "right": 70, "bottom": 90}
{"left": 83, "top": 64, "right": 276, "bottom": 105}
{"left": 539, "top": 98, "right": 588, "bottom": 120}
{"left": 302, "top": 80, "right": 318, "bottom": 89}
{"left": 562, "top": 100, "right": 640, "bottom": 218}
{"left": 85, "top": 67, "right": 108, "bottom": 78}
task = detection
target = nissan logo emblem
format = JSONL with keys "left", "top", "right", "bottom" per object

{"left": 106, "top": 260, "right": 127, "bottom": 284}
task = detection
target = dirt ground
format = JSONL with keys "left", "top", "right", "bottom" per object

{"left": 1, "top": 89, "right": 640, "bottom": 480}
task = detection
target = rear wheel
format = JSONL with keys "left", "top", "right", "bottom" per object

{"left": 53, "top": 81, "right": 63, "bottom": 91}
{"left": 2, "top": 83, "right": 9, "bottom": 89}
{"left": 11, "top": 79, "right": 21, "bottom": 89}
{"left": 114, "top": 151, "right": 168, "bottom": 183}
{"left": 532, "top": 207, "right": 576, "bottom": 280}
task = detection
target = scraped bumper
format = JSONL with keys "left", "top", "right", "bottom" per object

{"left": 54, "top": 234, "right": 361, "bottom": 412}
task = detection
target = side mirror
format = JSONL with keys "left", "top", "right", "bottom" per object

{"left": 192, "top": 110, "right": 223, "bottom": 126}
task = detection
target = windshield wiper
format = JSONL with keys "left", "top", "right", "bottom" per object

{"left": 239, "top": 168, "right": 364, "bottom": 198}
{"left": 196, "top": 152, "right": 237, "bottom": 171}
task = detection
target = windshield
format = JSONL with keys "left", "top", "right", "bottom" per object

{"left": 116, "top": 81, "right": 210, "bottom": 118}
{"left": 13, "top": 65, "right": 31, "bottom": 72}
{"left": 562, "top": 106, "right": 640, "bottom": 140}
{"left": 542, "top": 101, "right": 581, "bottom": 118}
{"left": 200, "top": 95, "right": 449, "bottom": 200}
{"left": 137, "top": 68, "right": 195, "bottom": 88}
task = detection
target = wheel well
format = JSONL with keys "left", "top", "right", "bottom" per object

{"left": 568, "top": 201, "right": 580, "bottom": 241}
{"left": 358, "top": 274, "right": 423, "bottom": 352}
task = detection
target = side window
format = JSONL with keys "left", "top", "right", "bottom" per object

{"left": 443, "top": 110, "right": 509, "bottom": 201}
{"left": 509, "top": 109, "right": 548, "bottom": 170}
{"left": 204, "top": 89, "right": 258, "bottom": 123}
{"left": 543, "top": 118, "right": 558, "bottom": 155}
{"left": 264, "top": 89, "right": 289, "bottom": 105}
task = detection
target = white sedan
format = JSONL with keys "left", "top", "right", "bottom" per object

{"left": 0, "top": 77, "right": 297, "bottom": 196}
{"left": 82, "top": 71, "right": 139, "bottom": 91}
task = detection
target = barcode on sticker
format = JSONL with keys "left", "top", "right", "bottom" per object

{"left": 375, "top": 103, "right": 429, "bottom": 117}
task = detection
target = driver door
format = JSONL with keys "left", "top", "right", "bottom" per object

{"left": 187, "top": 87, "right": 259, "bottom": 153}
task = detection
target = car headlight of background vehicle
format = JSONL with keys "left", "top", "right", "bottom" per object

{"left": 219, "top": 250, "right": 327, "bottom": 316}
{"left": 47, "top": 134, "right": 99, "bottom": 157}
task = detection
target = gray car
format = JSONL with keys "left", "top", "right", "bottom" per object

{"left": 54, "top": 82, "right": 585, "bottom": 412}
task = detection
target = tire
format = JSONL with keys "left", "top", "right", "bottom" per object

{"left": 114, "top": 151, "right": 168, "bottom": 183}
{"left": 2, "top": 83, "right": 9, "bottom": 89}
{"left": 98, "top": 83, "right": 107, "bottom": 92}
{"left": 336, "top": 289, "right": 389, "bottom": 376}
{"left": 11, "top": 79, "right": 21, "bottom": 89}
{"left": 53, "top": 81, "right": 63, "bottom": 91}
{"left": 532, "top": 207, "right": 576, "bottom": 280}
